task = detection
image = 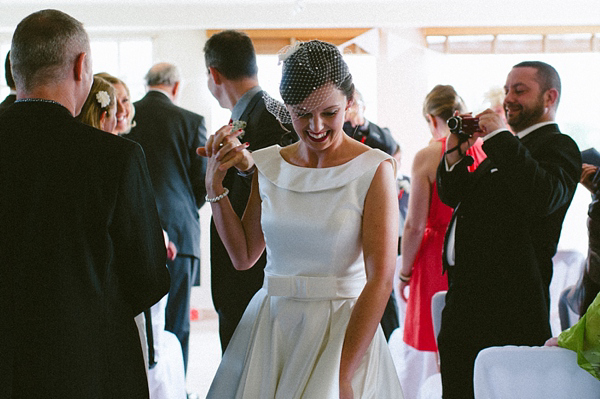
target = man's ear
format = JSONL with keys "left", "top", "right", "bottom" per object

{"left": 208, "top": 67, "right": 222, "bottom": 85}
{"left": 73, "top": 52, "right": 87, "bottom": 82}
{"left": 172, "top": 81, "right": 180, "bottom": 97}
{"left": 545, "top": 88, "right": 559, "bottom": 109}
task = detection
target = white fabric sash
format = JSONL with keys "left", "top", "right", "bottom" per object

{"left": 264, "top": 275, "right": 365, "bottom": 300}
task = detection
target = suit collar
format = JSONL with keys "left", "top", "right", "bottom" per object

{"left": 232, "top": 86, "right": 262, "bottom": 121}
{"left": 516, "top": 121, "right": 557, "bottom": 140}
{"left": 238, "top": 89, "right": 265, "bottom": 122}
{"left": 144, "top": 89, "right": 172, "bottom": 103}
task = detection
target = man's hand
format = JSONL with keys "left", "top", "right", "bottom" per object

{"left": 476, "top": 108, "right": 508, "bottom": 137}
{"left": 445, "top": 112, "right": 483, "bottom": 167}
{"left": 580, "top": 163, "right": 599, "bottom": 193}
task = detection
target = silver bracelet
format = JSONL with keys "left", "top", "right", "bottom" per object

{"left": 205, "top": 187, "right": 229, "bottom": 203}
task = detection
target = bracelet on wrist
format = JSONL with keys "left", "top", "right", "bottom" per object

{"left": 398, "top": 271, "right": 412, "bottom": 283}
{"left": 205, "top": 187, "right": 229, "bottom": 203}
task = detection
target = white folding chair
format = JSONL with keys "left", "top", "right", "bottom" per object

{"left": 550, "top": 250, "right": 586, "bottom": 335}
{"left": 417, "top": 290, "right": 447, "bottom": 399}
{"left": 473, "top": 345, "right": 600, "bottom": 399}
{"left": 430, "top": 290, "right": 446, "bottom": 345}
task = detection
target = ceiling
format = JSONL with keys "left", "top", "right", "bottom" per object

{"left": 1, "top": 0, "right": 599, "bottom": 34}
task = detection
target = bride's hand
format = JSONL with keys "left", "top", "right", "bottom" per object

{"left": 197, "top": 125, "right": 254, "bottom": 173}
{"left": 339, "top": 380, "right": 354, "bottom": 399}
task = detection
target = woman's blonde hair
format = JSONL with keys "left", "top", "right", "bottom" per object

{"left": 422, "top": 84, "right": 467, "bottom": 122}
{"left": 77, "top": 76, "right": 116, "bottom": 130}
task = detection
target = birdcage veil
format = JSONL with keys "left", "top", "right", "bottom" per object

{"left": 263, "top": 40, "right": 352, "bottom": 125}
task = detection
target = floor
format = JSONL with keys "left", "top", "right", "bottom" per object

{"left": 185, "top": 312, "right": 222, "bottom": 398}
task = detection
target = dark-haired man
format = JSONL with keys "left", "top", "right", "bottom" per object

{"left": 204, "top": 30, "right": 295, "bottom": 351}
{"left": 0, "top": 51, "right": 16, "bottom": 115}
{"left": 436, "top": 61, "right": 582, "bottom": 398}
{"left": 1, "top": 9, "right": 170, "bottom": 398}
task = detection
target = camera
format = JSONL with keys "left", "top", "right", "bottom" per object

{"left": 447, "top": 115, "right": 481, "bottom": 138}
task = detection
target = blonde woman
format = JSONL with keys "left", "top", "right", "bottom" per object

{"left": 95, "top": 72, "right": 136, "bottom": 134}
{"left": 77, "top": 76, "right": 117, "bottom": 133}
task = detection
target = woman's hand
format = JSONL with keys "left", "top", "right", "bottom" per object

{"left": 399, "top": 279, "right": 410, "bottom": 302}
{"left": 339, "top": 379, "right": 354, "bottom": 399}
{"left": 197, "top": 124, "right": 254, "bottom": 173}
{"left": 197, "top": 124, "right": 251, "bottom": 195}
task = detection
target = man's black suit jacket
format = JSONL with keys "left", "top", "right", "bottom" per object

{"left": 0, "top": 93, "right": 16, "bottom": 115}
{"left": 127, "top": 91, "right": 207, "bottom": 259}
{"left": 0, "top": 102, "right": 170, "bottom": 398}
{"left": 210, "top": 90, "right": 295, "bottom": 350}
{"left": 437, "top": 124, "right": 581, "bottom": 347}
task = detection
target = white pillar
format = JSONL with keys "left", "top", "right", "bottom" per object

{"left": 376, "top": 28, "right": 431, "bottom": 175}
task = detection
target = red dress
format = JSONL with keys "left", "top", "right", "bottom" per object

{"left": 403, "top": 136, "right": 486, "bottom": 351}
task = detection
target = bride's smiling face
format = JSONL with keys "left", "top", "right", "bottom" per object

{"left": 287, "top": 84, "right": 350, "bottom": 149}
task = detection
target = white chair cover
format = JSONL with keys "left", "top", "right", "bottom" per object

{"left": 550, "top": 250, "right": 586, "bottom": 335}
{"left": 473, "top": 346, "right": 600, "bottom": 399}
{"left": 148, "top": 295, "right": 187, "bottom": 399}
{"left": 416, "top": 290, "right": 447, "bottom": 399}
{"left": 431, "top": 290, "right": 446, "bottom": 345}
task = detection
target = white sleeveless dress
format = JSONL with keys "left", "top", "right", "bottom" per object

{"left": 206, "top": 145, "right": 404, "bottom": 399}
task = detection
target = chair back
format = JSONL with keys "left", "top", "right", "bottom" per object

{"left": 550, "top": 250, "right": 586, "bottom": 334}
{"left": 473, "top": 346, "right": 600, "bottom": 399}
{"left": 431, "top": 290, "right": 446, "bottom": 346}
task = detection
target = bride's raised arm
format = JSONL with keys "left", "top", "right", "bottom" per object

{"left": 197, "top": 125, "right": 264, "bottom": 270}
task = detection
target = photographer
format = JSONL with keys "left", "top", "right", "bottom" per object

{"left": 436, "top": 61, "right": 582, "bottom": 399}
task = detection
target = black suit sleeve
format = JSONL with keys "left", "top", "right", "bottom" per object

{"left": 190, "top": 117, "right": 208, "bottom": 209}
{"left": 483, "top": 130, "right": 581, "bottom": 217}
{"left": 436, "top": 154, "right": 474, "bottom": 208}
{"left": 110, "top": 143, "right": 170, "bottom": 315}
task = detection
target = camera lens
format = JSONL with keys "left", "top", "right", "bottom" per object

{"left": 447, "top": 116, "right": 460, "bottom": 132}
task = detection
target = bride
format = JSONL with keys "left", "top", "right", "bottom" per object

{"left": 199, "top": 40, "right": 404, "bottom": 399}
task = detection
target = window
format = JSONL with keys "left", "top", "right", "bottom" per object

{"left": 90, "top": 38, "right": 153, "bottom": 101}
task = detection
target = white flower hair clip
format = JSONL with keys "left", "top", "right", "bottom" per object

{"left": 278, "top": 41, "right": 302, "bottom": 65}
{"left": 95, "top": 91, "right": 111, "bottom": 108}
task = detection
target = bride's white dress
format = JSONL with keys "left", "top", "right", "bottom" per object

{"left": 207, "top": 145, "right": 404, "bottom": 399}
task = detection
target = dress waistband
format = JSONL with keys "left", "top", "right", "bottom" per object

{"left": 264, "top": 275, "right": 366, "bottom": 300}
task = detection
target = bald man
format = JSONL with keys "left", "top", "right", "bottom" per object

{"left": 126, "top": 62, "right": 207, "bottom": 374}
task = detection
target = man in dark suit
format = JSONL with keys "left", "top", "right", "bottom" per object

{"left": 0, "top": 9, "right": 170, "bottom": 398}
{"left": 126, "top": 62, "right": 207, "bottom": 374}
{"left": 0, "top": 51, "right": 16, "bottom": 115}
{"left": 436, "top": 61, "right": 582, "bottom": 398}
{"left": 204, "top": 30, "right": 295, "bottom": 352}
